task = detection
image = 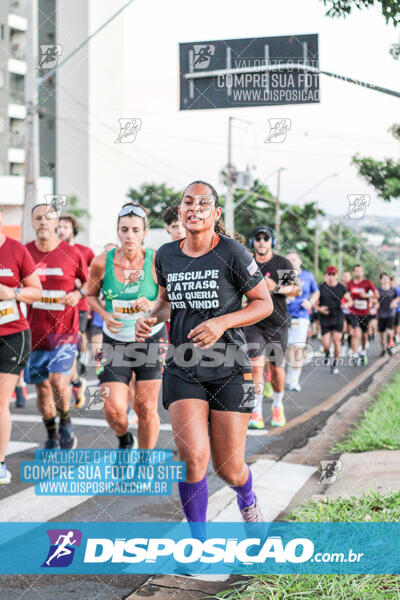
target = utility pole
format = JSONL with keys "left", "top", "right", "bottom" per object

{"left": 314, "top": 202, "right": 319, "bottom": 278}
{"left": 275, "top": 167, "right": 285, "bottom": 252}
{"left": 225, "top": 116, "right": 234, "bottom": 235}
{"left": 338, "top": 221, "right": 343, "bottom": 278}
{"left": 22, "top": 0, "right": 39, "bottom": 243}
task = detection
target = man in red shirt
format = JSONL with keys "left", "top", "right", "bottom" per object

{"left": 25, "top": 204, "right": 88, "bottom": 449}
{"left": 0, "top": 203, "right": 42, "bottom": 482}
{"left": 347, "top": 264, "right": 378, "bottom": 366}
{"left": 57, "top": 214, "right": 94, "bottom": 408}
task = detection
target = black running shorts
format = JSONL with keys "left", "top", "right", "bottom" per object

{"left": 319, "top": 316, "right": 344, "bottom": 336}
{"left": 0, "top": 329, "right": 31, "bottom": 375}
{"left": 348, "top": 314, "right": 371, "bottom": 333}
{"left": 78, "top": 310, "right": 90, "bottom": 334}
{"left": 244, "top": 323, "right": 288, "bottom": 366}
{"left": 378, "top": 317, "right": 395, "bottom": 333}
{"left": 98, "top": 326, "right": 168, "bottom": 385}
{"left": 162, "top": 369, "right": 255, "bottom": 413}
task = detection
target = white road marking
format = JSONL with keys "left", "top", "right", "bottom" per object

{"left": 6, "top": 441, "right": 38, "bottom": 456}
{"left": 0, "top": 485, "right": 92, "bottom": 522}
{"left": 211, "top": 459, "right": 316, "bottom": 522}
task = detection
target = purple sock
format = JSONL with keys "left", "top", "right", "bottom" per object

{"left": 233, "top": 467, "right": 255, "bottom": 510}
{"left": 178, "top": 476, "right": 208, "bottom": 522}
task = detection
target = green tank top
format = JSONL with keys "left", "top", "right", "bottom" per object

{"left": 102, "top": 247, "right": 161, "bottom": 341}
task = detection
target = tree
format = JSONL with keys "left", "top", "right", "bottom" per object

{"left": 321, "top": 0, "right": 400, "bottom": 26}
{"left": 352, "top": 154, "right": 400, "bottom": 202}
{"left": 67, "top": 195, "right": 90, "bottom": 220}
{"left": 126, "top": 183, "right": 182, "bottom": 228}
{"left": 352, "top": 123, "right": 400, "bottom": 202}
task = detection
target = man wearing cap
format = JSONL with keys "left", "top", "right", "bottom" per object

{"left": 315, "top": 266, "right": 353, "bottom": 373}
{"left": 244, "top": 226, "right": 300, "bottom": 429}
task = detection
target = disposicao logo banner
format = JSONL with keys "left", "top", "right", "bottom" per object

{"left": 1, "top": 522, "right": 400, "bottom": 575}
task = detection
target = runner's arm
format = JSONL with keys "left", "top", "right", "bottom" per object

{"left": 135, "top": 285, "right": 171, "bottom": 342}
{"left": 148, "top": 285, "right": 171, "bottom": 325}
{"left": 188, "top": 279, "right": 272, "bottom": 348}
{"left": 86, "top": 254, "right": 108, "bottom": 319}
{"left": 343, "top": 291, "right": 353, "bottom": 308}
{"left": 0, "top": 271, "right": 42, "bottom": 303}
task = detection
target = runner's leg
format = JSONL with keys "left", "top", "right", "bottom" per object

{"left": 0, "top": 373, "right": 19, "bottom": 461}
{"left": 133, "top": 379, "right": 161, "bottom": 449}
{"left": 169, "top": 399, "right": 210, "bottom": 523}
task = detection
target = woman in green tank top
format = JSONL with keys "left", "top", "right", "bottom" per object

{"left": 87, "top": 203, "right": 168, "bottom": 450}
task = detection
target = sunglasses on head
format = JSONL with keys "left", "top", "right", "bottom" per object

{"left": 118, "top": 205, "right": 147, "bottom": 219}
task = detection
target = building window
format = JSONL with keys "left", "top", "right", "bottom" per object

{"left": 0, "top": 25, "right": 5, "bottom": 40}
{"left": 47, "top": 118, "right": 55, "bottom": 130}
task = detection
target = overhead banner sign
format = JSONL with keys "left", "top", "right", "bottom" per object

{"left": 179, "top": 34, "right": 320, "bottom": 110}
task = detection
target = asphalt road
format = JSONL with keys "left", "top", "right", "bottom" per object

{"left": 0, "top": 337, "right": 386, "bottom": 599}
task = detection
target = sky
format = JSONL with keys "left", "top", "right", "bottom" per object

{"left": 101, "top": 0, "right": 400, "bottom": 219}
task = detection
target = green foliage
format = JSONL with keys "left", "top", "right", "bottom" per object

{"left": 66, "top": 196, "right": 90, "bottom": 220}
{"left": 333, "top": 370, "right": 400, "bottom": 453}
{"left": 321, "top": 0, "right": 400, "bottom": 26}
{"left": 126, "top": 183, "right": 182, "bottom": 228}
{"left": 66, "top": 196, "right": 90, "bottom": 231}
{"left": 352, "top": 154, "right": 400, "bottom": 202}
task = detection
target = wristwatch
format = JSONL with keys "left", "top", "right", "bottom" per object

{"left": 77, "top": 288, "right": 86, "bottom": 298}
{"left": 14, "top": 287, "right": 21, "bottom": 299}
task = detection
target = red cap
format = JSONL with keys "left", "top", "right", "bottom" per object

{"left": 325, "top": 265, "right": 337, "bottom": 275}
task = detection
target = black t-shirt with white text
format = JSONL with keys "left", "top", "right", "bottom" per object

{"left": 318, "top": 282, "right": 347, "bottom": 318}
{"left": 155, "top": 234, "right": 264, "bottom": 382}
{"left": 253, "top": 254, "right": 296, "bottom": 330}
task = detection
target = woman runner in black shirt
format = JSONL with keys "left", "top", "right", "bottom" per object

{"left": 136, "top": 181, "right": 272, "bottom": 524}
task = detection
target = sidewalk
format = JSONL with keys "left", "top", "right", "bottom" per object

{"left": 316, "top": 450, "right": 400, "bottom": 500}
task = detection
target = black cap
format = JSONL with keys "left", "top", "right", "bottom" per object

{"left": 251, "top": 226, "right": 275, "bottom": 239}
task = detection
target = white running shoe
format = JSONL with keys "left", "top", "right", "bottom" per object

{"left": 239, "top": 495, "right": 265, "bottom": 522}
{"left": 0, "top": 463, "right": 11, "bottom": 484}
